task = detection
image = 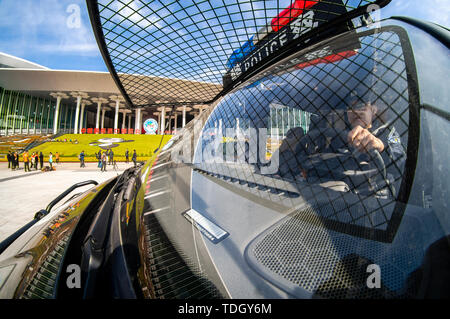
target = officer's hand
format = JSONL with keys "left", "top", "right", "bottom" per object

{"left": 347, "top": 125, "right": 384, "bottom": 153}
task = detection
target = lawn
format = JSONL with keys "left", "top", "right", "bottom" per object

{"left": 27, "top": 134, "right": 173, "bottom": 162}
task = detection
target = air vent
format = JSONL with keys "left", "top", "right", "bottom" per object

{"left": 142, "top": 214, "right": 222, "bottom": 299}
{"left": 245, "top": 205, "right": 420, "bottom": 298}
{"left": 194, "top": 168, "right": 299, "bottom": 198}
{"left": 21, "top": 235, "right": 69, "bottom": 299}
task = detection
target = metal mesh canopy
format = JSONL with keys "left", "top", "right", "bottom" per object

{"left": 87, "top": 0, "right": 390, "bottom": 110}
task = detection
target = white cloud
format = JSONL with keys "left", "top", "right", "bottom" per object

{"left": 0, "top": 0, "right": 100, "bottom": 57}
{"left": 382, "top": 0, "right": 449, "bottom": 27}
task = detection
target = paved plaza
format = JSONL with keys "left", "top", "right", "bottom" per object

{"left": 0, "top": 161, "right": 135, "bottom": 242}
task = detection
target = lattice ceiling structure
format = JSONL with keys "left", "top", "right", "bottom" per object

{"left": 87, "top": 0, "right": 391, "bottom": 111}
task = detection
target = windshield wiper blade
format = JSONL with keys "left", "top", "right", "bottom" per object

{"left": 79, "top": 167, "right": 137, "bottom": 298}
{"left": 0, "top": 180, "right": 98, "bottom": 255}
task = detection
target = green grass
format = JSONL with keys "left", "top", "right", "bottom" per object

{"left": 27, "top": 134, "right": 173, "bottom": 162}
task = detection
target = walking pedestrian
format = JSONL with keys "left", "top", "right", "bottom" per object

{"left": 106, "top": 149, "right": 110, "bottom": 165}
{"left": 10, "top": 151, "right": 16, "bottom": 170}
{"left": 49, "top": 152, "right": 53, "bottom": 170}
{"left": 132, "top": 149, "right": 137, "bottom": 168}
{"left": 7, "top": 151, "right": 12, "bottom": 169}
{"left": 109, "top": 149, "right": 114, "bottom": 165}
{"left": 125, "top": 149, "right": 129, "bottom": 163}
{"left": 23, "top": 151, "right": 30, "bottom": 172}
{"left": 97, "top": 150, "right": 102, "bottom": 168}
{"left": 39, "top": 151, "right": 44, "bottom": 170}
{"left": 14, "top": 152, "right": 19, "bottom": 170}
{"left": 101, "top": 152, "right": 107, "bottom": 172}
{"left": 30, "top": 152, "right": 35, "bottom": 170}
{"left": 55, "top": 152, "right": 60, "bottom": 165}
{"left": 34, "top": 153, "right": 38, "bottom": 170}
{"left": 79, "top": 150, "right": 85, "bottom": 168}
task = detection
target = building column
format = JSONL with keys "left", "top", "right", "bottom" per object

{"left": 114, "top": 100, "right": 119, "bottom": 134}
{"left": 79, "top": 102, "right": 86, "bottom": 133}
{"left": 26, "top": 95, "right": 33, "bottom": 135}
{"left": 174, "top": 113, "right": 178, "bottom": 134}
{"left": 168, "top": 114, "right": 172, "bottom": 132}
{"left": 138, "top": 109, "right": 142, "bottom": 133}
{"left": 55, "top": 97, "right": 63, "bottom": 134}
{"left": 109, "top": 95, "right": 124, "bottom": 134}
{"left": 135, "top": 108, "right": 142, "bottom": 134}
{"left": 121, "top": 110, "right": 131, "bottom": 131}
{"left": 50, "top": 92, "right": 68, "bottom": 135}
{"left": 101, "top": 108, "right": 107, "bottom": 129}
{"left": 74, "top": 96, "right": 81, "bottom": 134}
{"left": 96, "top": 103, "right": 101, "bottom": 133}
{"left": 160, "top": 107, "right": 166, "bottom": 134}
{"left": 70, "top": 92, "right": 88, "bottom": 134}
{"left": 92, "top": 97, "right": 108, "bottom": 134}
{"left": 128, "top": 114, "right": 131, "bottom": 130}
{"left": 176, "top": 105, "right": 191, "bottom": 128}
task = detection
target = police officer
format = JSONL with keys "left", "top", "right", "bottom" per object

{"left": 344, "top": 91, "right": 405, "bottom": 165}
{"left": 342, "top": 90, "right": 406, "bottom": 196}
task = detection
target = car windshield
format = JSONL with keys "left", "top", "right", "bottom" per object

{"left": 178, "top": 24, "right": 444, "bottom": 297}
{"left": 193, "top": 25, "right": 414, "bottom": 243}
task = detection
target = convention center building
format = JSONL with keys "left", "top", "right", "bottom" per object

{"left": 0, "top": 52, "right": 213, "bottom": 136}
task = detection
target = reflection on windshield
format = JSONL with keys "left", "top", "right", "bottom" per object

{"left": 193, "top": 27, "right": 412, "bottom": 243}
{"left": 182, "top": 25, "right": 430, "bottom": 298}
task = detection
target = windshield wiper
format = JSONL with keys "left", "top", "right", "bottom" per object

{"left": 79, "top": 167, "right": 138, "bottom": 298}
{"left": 0, "top": 180, "right": 99, "bottom": 255}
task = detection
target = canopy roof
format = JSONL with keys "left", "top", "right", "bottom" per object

{"left": 87, "top": 0, "right": 390, "bottom": 110}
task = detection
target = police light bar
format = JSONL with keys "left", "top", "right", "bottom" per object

{"left": 271, "top": 0, "right": 318, "bottom": 33}
{"left": 223, "top": 0, "right": 398, "bottom": 92}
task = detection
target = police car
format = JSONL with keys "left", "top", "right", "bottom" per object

{"left": 0, "top": 0, "right": 449, "bottom": 299}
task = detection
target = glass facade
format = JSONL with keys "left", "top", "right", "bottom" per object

{"left": 0, "top": 86, "right": 76, "bottom": 135}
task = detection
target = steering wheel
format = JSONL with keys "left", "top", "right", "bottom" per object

{"left": 368, "top": 148, "right": 396, "bottom": 198}
{"left": 278, "top": 128, "right": 396, "bottom": 198}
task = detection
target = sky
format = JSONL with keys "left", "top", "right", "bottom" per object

{"left": 0, "top": 0, "right": 448, "bottom": 72}
{"left": 0, "top": 0, "right": 107, "bottom": 71}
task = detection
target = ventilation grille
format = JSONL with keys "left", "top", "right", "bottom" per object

{"left": 21, "top": 235, "right": 69, "bottom": 299}
{"left": 142, "top": 214, "right": 222, "bottom": 299}
{"left": 246, "top": 206, "right": 421, "bottom": 298}
{"left": 194, "top": 167, "right": 300, "bottom": 198}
